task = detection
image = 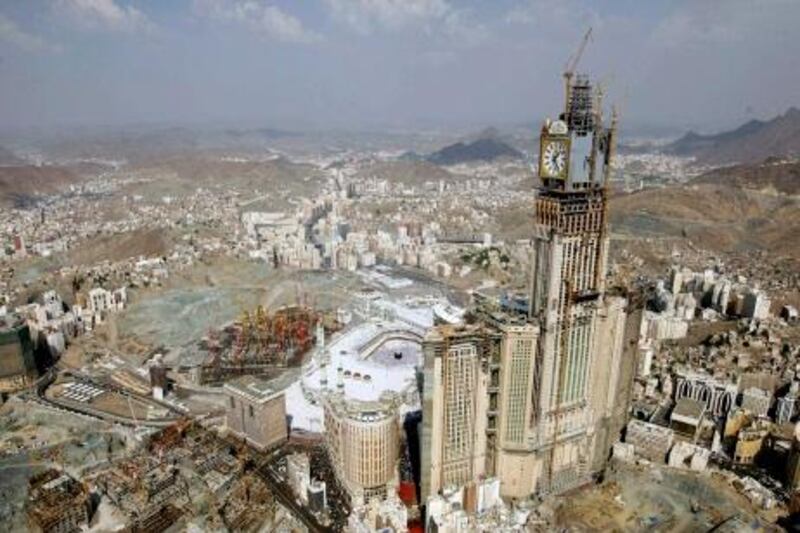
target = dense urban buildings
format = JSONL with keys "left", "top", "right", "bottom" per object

{"left": 1, "top": 6, "right": 799, "bottom": 531}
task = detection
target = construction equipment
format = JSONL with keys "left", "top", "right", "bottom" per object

{"left": 563, "top": 28, "right": 594, "bottom": 136}
{"left": 563, "top": 28, "right": 593, "bottom": 110}
{"left": 201, "top": 305, "right": 331, "bottom": 383}
{"left": 206, "top": 328, "right": 221, "bottom": 364}
{"left": 563, "top": 28, "right": 593, "bottom": 81}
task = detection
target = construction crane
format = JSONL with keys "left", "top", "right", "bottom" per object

{"left": 563, "top": 27, "right": 593, "bottom": 114}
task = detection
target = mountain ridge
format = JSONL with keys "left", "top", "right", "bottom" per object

{"left": 664, "top": 107, "right": 800, "bottom": 164}
{"left": 425, "top": 132, "right": 523, "bottom": 165}
{"left": 691, "top": 158, "right": 800, "bottom": 195}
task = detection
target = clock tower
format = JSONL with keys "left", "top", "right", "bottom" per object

{"left": 524, "top": 62, "right": 619, "bottom": 494}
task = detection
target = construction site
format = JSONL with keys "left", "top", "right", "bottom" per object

{"left": 197, "top": 304, "right": 340, "bottom": 385}
{"left": 25, "top": 468, "right": 93, "bottom": 532}
{"left": 548, "top": 460, "right": 776, "bottom": 531}
{"left": 40, "top": 419, "right": 305, "bottom": 532}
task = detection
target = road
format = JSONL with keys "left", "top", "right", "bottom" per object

{"left": 393, "top": 265, "right": 469, "bottom": 305}
{"left": 255, "top": 461, "right": 333, "bottom": 533}
{"left": 28, "top": 368, "right": 181, "bottom": 428}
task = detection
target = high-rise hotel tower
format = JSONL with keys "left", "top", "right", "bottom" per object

{"left": 422, "top": 60, "right": 639, "bottom": 503}
{"left": 525, "top": 70, "right": 618, "bottom": 492}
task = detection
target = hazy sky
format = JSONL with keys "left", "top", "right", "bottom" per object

{"left": 0, "top": 0, "right": 798, "bottom": 134}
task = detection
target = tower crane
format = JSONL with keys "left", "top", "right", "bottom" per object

{"left": 563, "top": 27, "right": 593, "bottom": 115}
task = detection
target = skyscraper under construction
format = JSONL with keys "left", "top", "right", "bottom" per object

{"left": 524, "top": 65, "right": 619, "bottom": 492}
{"left": 422, "top": 34, "right": 639, "bottom": 503}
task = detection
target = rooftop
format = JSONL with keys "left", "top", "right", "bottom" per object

{"left": 672, "top": 398, "right": 706, "bottom": 424}
{"left": 224, "top": 372, "right": 296, "bottom": 403}
{"left": 326, "top": 395, "right": 394, "bottom": 423}
{"left": 423, "top": 323, "right": 499, "bottom": 343}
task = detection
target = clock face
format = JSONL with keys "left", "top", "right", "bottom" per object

{"left": 542, "top": 140, "right": 568, "bottom": 178}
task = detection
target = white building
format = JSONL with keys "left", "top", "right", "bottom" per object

{"left": 674, "top": 372, "right": 737, "bottom": 417}
{"left": 742, "top": 289, "right": 770, "bottom": 320}
{"left": 425, "top": 479, "right": 527, "bottom": 533}
{"left": 347, "top": 493, "right": 408, "bottom": 533}
{"left": 87, "top": 287, "right": 127, "bottom": 318}
{"left": 668, "top": 441, "right": 710, "bottom": 471}
{"left": 626, "top": 419, "right": 674, "bottom": 463}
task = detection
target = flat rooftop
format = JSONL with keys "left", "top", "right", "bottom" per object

{"left": 224, "top": 371, "right": 296, "bottom": 403}
{"left": 672, "top": 398, "right": 706, "bottom": 424}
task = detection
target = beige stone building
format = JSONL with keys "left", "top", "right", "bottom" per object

{"left": 589, "top": 296, "right": 635, "bottom": 473}
{"left": 421, "top": 300, "right": 635, "bottom": 502}
{"left": 224, "top": 375, "right": 288, "bottom": 451}
{"left": 494, "top": 322, "right": 539, "bottom": 499}
{"left": 324, "top": 394, "right": 399, "bottom": 505}
{"left": 490, "top": 79, "right": 634, "bottom": 497}
{"left": 420, "top": 324, "right": 500, "bottom": 502}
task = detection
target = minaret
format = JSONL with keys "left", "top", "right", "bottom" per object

{"left": 316, "top": 321, "right": 325, "bottom": 348}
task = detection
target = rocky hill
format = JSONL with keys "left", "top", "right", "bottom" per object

{"left": 664, "top": 108, "right": 800, "bottom": 165}
{"left": 427, "top": 133, "right": 523, "bottom": 165}
{"left": 355, "top": 159, "right": 455, "bottom": 187}
{"left": 610, "top": 184, "right": 800, "bottom": 258}
{"left": 125, "top": 154, "right": 325, "bottom": 204}
{"left": 691, "top": 158, "right": 800, "bottom": 195}
{"left": 67, "top": 227, "right": 172, "bottom": 266}
{"left": 0, "top": 165, "right": 84, "bottom": 207}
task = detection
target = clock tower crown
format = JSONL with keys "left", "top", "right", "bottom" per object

{"left": 537, "top": 73, "right": 616, "bottom": 192}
